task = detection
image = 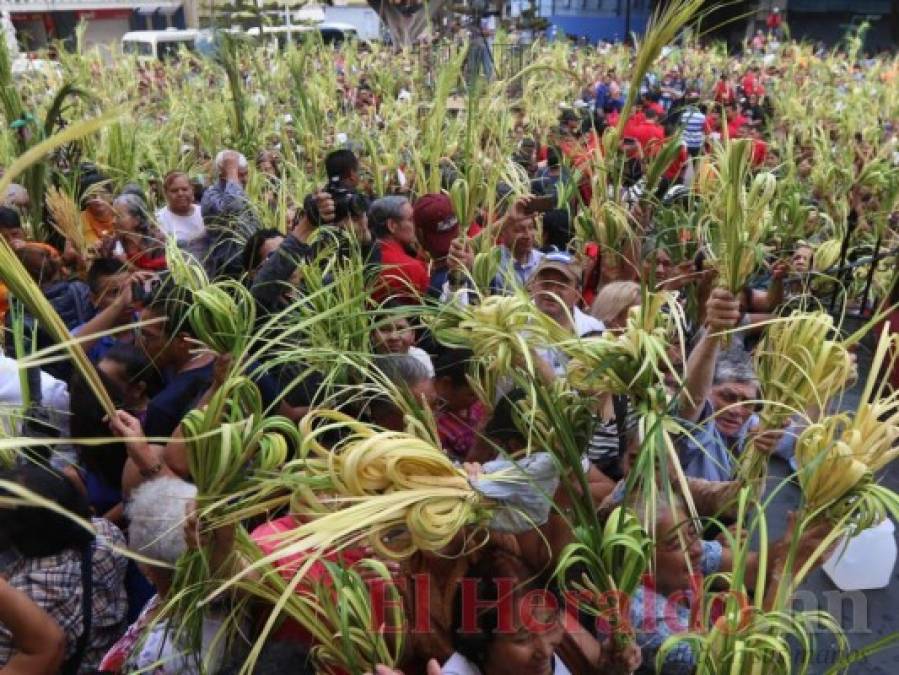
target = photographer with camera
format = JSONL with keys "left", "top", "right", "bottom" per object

{"left": 69, "top": 259, "right": 157, "bottom": 363}
{"left": 324, "top": 148, "right": 363, "bottom": 193}
{"left": 301, "top": 150, "right": 371, "bottom": 251}
{"left": 248, "top": 191, "right": 337, "bottom": 315}
{"left": 250, "top": 150, "right": 372, "bottom": 315}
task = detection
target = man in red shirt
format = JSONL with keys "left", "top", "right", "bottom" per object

{"left": 766, "top": 7, "right": 782, "bottom": 34}
{"left": 370, "top": 196, "right": 430, "bottom": 303}
{"left": 741, "top": 66, "right": 760, "bottom": 97}
{"left": 645, "top": 97, "right": 666, "bottom": 118}
{"left": 727, "top": 106, "right": 750, "bottom": 138}
{"left": 629, "top": 107, "right": 666, "bottom": 154}
{"left": 713, "top": 74, "right": 736, "bottom": 106}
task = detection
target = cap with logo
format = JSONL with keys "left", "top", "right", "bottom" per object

{"left": 413, "top": 193, "right": 459, "bottom": 259}
{"left": 533, "top": 250, "right": 583, "bottom": 285}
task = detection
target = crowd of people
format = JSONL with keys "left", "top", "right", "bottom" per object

{"left": 0, "top": 19, "right": 898, "bottom": 675}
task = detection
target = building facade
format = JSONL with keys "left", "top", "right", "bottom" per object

{"left": 506, "top": 0, "right": 650, "bottom": 42}
{"left": 780, "top": 0, "right": 895, "bottom": 50}
{"left": 0, "top": 0, "right": 198, "bottom": 51}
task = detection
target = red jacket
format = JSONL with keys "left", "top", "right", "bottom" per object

{"left": 664, "top": 144, "right": 690, "bottom": 180}
{"left": 374, "top": 237, "right": 430, "bottom": 303}
{"left": 751, "top": 138, "right": 769, "bottom": 166}
{"left": 728, "top": 114, "right": 749, "bottom": 137}
{"left": 646, "top": 101, "right": 665, "bottom": 117}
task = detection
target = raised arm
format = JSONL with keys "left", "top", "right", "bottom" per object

{"left": 0, "top": 579, "right": 66, "bottom": 675}
{"left": 678, "top": 288, "right": 741, "bottom": 422}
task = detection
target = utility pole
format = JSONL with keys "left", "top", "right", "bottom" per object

{"left": 624, "top": 0, "right": 631, "bottom": 43}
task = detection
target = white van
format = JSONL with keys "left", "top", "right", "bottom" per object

{"left": 245, "top": 22, "right": 361, "bottom": 49}
{"left": 121, "top": 29, "right": 199, "bottom": 61}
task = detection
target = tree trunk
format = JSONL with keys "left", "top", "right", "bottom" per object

{"left": 367, "top": 0, "right": 450, "bottom": 46}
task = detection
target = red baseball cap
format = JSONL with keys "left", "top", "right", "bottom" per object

{"left": 413, "top": 193, "right": 458, "bottom": 259}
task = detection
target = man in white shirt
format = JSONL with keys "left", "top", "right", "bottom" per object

{"left": 0, "top": 354, "right": 70, "bottom": 436}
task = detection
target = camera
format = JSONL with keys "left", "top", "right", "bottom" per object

{"left": 327, "top": 184, "right": 368, "bottom": 222}
{"left": 305, "top": 182, "right": 367, "bottom": 227}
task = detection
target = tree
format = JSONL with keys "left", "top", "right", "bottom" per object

{"left": 365, "top": 0, "right": 451, "bottom": 46}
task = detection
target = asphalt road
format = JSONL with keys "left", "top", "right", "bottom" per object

{"left": 760, "top": 328, "right": 899, "bottom": 673}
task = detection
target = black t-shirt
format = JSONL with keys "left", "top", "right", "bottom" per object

{"left": 143, "top": 361, "right": 280, "bottom": 439}
{"left": 144, "top": 362, "right": 214, "bottom": 439}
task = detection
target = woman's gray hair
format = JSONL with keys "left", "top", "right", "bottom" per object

{"left": 112, "top": 192, "right": 152, "bottom": 234}
{"left": 126, "top": 477, "right": 197, "bottom": 566}
{"left": 713, "top": 347, "right": 758, "bottom": 386}
{"left": 113, "top": 193, "right": 148, "bottom": 219}
{"left": 373, "top": 353, "right": 430, "bottom": 388}
{"left": 368, "top": 196, "right": 409, "bottom": 239}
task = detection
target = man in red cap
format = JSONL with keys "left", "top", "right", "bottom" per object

{"left": 412, "top": 193, "right": 461, "bottom": 297}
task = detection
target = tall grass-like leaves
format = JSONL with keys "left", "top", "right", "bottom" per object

{"left": 739, "top": 312, "right": 854, "bottom": 489}
{"left": 217, "top": 33, "right": 250, "bottom": 152}
{"left": 0, "top": 111, "right": 119, "bottom": 418}
{"left": 166, "top": 376, "right": 301, "bottom": 651}
{"left": 700, "top": 139, "right": 777, "bottom": 297}
{"left": 613, "top": 0, "right": 705, "bottom": 141}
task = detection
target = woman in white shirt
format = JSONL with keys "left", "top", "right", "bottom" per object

{"left": 155, "top": 171, "right": 206, "bottom": 247}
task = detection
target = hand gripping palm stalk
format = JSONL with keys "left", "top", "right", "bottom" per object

{"left": 660, "top": 488, "right": 847, "bottom": 675}
{"left": 555, "top": 507, "right": 652, "bottom": 652}
{"left": 738, "top": 312, "right": 854, "bottom": 492}
{"left": 699, "top": 140, "right": 777, "bottom": 330}
{"left": 309, "top": 560, "right": 405, "bottom": 675}
{"left": 167, "top": 376, "right": 300, "bottom": 651}
{"left": 518, "top": 376, "right": 655, "bottom": 654}
{"left": 231, "top": 533, "right": 405, "bottom": 675}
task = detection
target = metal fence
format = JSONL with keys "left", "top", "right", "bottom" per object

{"left": 416, "top": 40, "right": 530, "bottom": 87}
{"left": 825, "top": 235, "right": 899, "bottom": 318}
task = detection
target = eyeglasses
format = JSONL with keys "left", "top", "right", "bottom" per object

{"left": 714, "top": 388, "right": 762, "bottom": 412}
{"left": 658, "top": 522, "right": 701, "bottom": 553}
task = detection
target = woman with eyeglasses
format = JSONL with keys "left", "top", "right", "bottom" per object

{"left": 112, "top": 193, "right": 166, "bottom": 272}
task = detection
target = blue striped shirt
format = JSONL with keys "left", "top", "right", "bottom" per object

{"left": 680, "top": 107, "right": 706, "bottom": 149}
